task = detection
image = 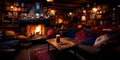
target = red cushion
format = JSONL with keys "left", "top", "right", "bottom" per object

{"left": 75, "top": 29, "right": 86, "bottom": 43}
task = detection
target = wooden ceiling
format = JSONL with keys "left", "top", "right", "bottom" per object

{"left": 3, "top": 0, "right": 120, "bottom": 9}
{"left": 43, "top": 0, "right": 120, "bottom": 9}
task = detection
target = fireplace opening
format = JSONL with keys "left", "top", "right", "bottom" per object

{"left": 26, "top": 24, "right": 45, "bottom": 39}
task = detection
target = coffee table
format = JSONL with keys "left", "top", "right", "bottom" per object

{"left": 46, "top": 37, "right": 77, "bottom": 51}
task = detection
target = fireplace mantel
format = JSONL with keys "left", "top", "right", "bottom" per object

{"left": 20, "top": 18, "right": 50, "bottom": 25}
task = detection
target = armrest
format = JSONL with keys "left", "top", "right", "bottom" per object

{"left": 0, "top": 49, "right": 16, "bottom": 53}
{"left": 100, "top": 40, "right": 120, "bottom": 50}
{"left": 106, "top": 40, "right": 120, "bottom": 46}
{"left": 106, "top": 40, "right": 120, "bottom": 43}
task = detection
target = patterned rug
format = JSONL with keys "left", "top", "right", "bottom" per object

{"left": 30, "top": 47, "right": 54, "bottom": 60}
{"left": 30, "top": 47, "right": 81, "bottom": 60}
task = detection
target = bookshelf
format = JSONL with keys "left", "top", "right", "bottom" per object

{"left": 1, "top": 1, "right": 32, "bottom": 32}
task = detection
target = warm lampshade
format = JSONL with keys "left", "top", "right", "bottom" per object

{"left": 81, "top": 16, "right": 86, "bottom": 21}
{"left": 47, "top": 0, "right": 54, "bottom": 2}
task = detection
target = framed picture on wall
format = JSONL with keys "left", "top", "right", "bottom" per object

{"left": 90, "top": 14, "right": 95, "bottom": 20}
{"left": 96, "top": 14, "right": 102, "bottom": 19}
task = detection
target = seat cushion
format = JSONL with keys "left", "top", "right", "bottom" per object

{"left": 78, "top": 45, "right": 100, "bottom": 54}
{"left": 0, "top": 40, "right": 20, "bottom": 49}
{"left": 5, "top": 30, "right": 16, "bottom": 38}
{"left": 18, "top": 35, "right": 28, "bottom": 40}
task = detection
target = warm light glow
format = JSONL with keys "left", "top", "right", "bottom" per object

{"left": 40, "top": 14, "right": 44, "bottom": 17}
{"left": 83, "top": 10, "right": 86, "bottom": 13}
{"left": 77, "top": 25, "right": 82, "bottom": 29}
{"left": 10, "top": 6, "right": 14, "bottom": 9}
{"left": 47, "top": 0, "right": 54, "bottom": 2}
{"left": 100, "top": 11, "right": 102, "bottom": 13}
{"left": 36, "top": 13, "right": 40, "bottom": 18}
{"left": 35, "top": 25, "right": 41, "bottom": 34}
{"left": 58, "top": 18, "right": 63, "bottom": 23}
{"left": 56, "top": 34, "right": 60, "bottom": 38}
{"left": 27, "top": 24, "right": 45, "bottom": 36}
{"left": 81, "top": 16, "right": 86, "bottom": 21}
{"left": 24, "top": 13, "right": 27, "bottom": 16}
{"left": 50, "top": 10, "right": 55, "bottom": 16}
{"left": 69, "top": 12, "right": 72, "bottom": 15}
{"left": 51, "top": 10, "right": 55, "bottom": 13}
{"left": 92, "top": 8, "right": 97, "bottom": 12}
{"left": 68, "top": 12, "right": 74, "bottom": 17}
{"left": 14, "top": 7, "right": 17, "bottom": 11}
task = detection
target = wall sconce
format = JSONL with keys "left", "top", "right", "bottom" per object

{"left": 69, "top": 12, "right": 72, "bottom": 15}
{"left": 10, "top": 6, "right": 14, "bottom": 9}
{"left": 68, "top": 12, "right": 74, "bottom": 18}
{"left": 83, "top": 10, "right": 86, "bottom": 13}
{"left": 50, "top": 9, "right": 56, "bottom": 16}
{"left": 92, "top": 8, "right": 97, "bottom": 13}
{"left": 10, "top": 6, "right": 14, "bottom": 11}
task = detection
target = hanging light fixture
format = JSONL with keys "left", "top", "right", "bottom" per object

{"left": 47, "top": 0, "right": 54, "bottom": 2}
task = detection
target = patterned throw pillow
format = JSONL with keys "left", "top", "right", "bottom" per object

{"left": 93, "top": 34, "right": 109, "bottom": 47}
{"left": 75, "top": 29, "right": 86, "bottom": 43}
{"left": 5, "top": 30, "right": 16, "bottom": 37}
{"left": 18, "top": 35, "right": 28, "bottom": 40}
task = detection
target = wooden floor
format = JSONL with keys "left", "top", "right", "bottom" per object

{"left": 13, "top": 43, "right": 82, "bottom": 60}
{"left": 13, "top": 43, "right": 48, "bottom": 60}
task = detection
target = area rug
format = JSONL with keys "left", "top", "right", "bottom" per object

{"left": 30, "top": 47, "right": 54, "bottom": 60}
{"left": 30, "top": 47, "right": 81, "bottom": 60}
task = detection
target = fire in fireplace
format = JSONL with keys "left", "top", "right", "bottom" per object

{"left": 26, "top": 24, "right": 45, "bottom": 37}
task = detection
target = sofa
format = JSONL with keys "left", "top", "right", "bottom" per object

{"left": 0, "top": 30, "right": 23, "bottom": 50}
{"left": 0, "top": 30, "right": 22, "bottom": 60}
{"left": 73, "top": 29, "right": 120, "bottom": 60}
